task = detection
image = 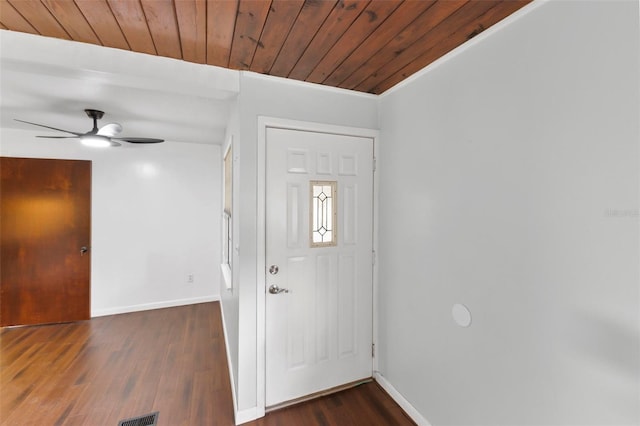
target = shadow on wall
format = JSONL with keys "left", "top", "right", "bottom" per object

{"left": 568, "top": 309, "right": 639, "bottom": 379}
{"left": 566, "top": 308, "right": 639, "bottom": 419}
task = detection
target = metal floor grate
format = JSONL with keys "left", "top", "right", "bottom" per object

{"left": 118, "top": 411, "right": 159, "bottom": 426}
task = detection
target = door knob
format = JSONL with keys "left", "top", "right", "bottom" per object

{"left": 80, "top": 246, "right": 89, "bottom": 256}
{"left": 268, "top": 284, "right": 289, "bottom": 294}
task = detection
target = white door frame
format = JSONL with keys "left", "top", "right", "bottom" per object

{"left": 257, "top": 116, "right": 380, "bottom": 414}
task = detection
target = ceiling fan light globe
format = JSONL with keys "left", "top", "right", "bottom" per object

{"left": 81, "top": 135, "right": 113, "bottom": 148}
{"left": 97, "top": 122, "right": 123, "bottom": 137}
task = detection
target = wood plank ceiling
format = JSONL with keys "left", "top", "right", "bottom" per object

{"left": 0, "top": 0, "right": 532, "bottom": 94}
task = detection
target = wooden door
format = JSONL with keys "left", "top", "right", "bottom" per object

{"left": 265, "top": 128, "right": 374, "bottom": 406}
{"left": 1, "top": 157, "right": 91, "bottom": 327}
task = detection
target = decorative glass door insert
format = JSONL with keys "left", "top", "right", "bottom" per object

{"left": 310, "top": 181, "right": 337, "bottom": 247}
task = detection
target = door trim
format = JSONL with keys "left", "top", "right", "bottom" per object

{"left": 257, "top": 116, "right": 380, "bottom": 414}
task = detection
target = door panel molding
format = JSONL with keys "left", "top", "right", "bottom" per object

{"left": 257, "top": 117, "right": 379, "bottom": 414}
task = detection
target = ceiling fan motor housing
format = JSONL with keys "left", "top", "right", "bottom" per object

{"left": 85, "top": 109, "right": 104, "bottom": 120}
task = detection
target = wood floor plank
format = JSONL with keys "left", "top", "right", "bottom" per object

{"left": 247, "top": 381, "right": 416, "bottom": 426}
{"left": 1, "top": 302, "right": 414, "bottom": 425}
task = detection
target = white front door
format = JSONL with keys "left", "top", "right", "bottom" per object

{"left": 265, "top": 127, "right": 374, "bottom": 407}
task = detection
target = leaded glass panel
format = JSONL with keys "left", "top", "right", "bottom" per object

{"left": 310, "top": 181, "right": 337, "bottom": 247}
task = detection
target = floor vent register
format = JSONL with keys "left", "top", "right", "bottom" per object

{"left": 118, "top": 411, "right": 159, "bottom": 426}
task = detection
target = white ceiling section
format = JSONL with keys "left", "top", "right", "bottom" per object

{"left": 0, "top": 30, "right": 239, "bottom": 145}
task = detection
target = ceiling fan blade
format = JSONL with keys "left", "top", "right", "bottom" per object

{"left": 113, "top": 137, "right": 164, "bottom": 144}
{"left": 36, "top": 135, "right": 79, "bottom": 139}
{"left": 14, "top": 119, "right": 83, "bottom": 136}
{"left": 97, "top": 123, "right": 122, "bottom": 137}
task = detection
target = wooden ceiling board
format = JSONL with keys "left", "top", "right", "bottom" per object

{"left": 0, "top": 0, "right": 532, "bottom": 94}
{"left": 175, "top": 0, "right": 207, "bottom": 64}
{"left": 107, "top": 0, "right": 157, "bottom": 55}
{"left": 354, "top": 0, "right": 498, "bottom": 92}
{"left": 141, "top": 0, "right": 182, "bottom": 59}
{"left": 74, "top": 0, "right": 130, "bottom": 50}
{"left": 40, "top": 1, "right": 100, "bottom": 45}
{"left": 7, "top": 0, "right": 70, "bottom": 40}
{"left": 250, "top": 0, "right": 305, "bottom": 74}
{"left": 339, "top": 0, "right": 469, "bottom": 90}
{"left": 373, "top": 0, "right": 532, "bottom": 94}
{"left": 228, "top": 0, "right": 272, "bottom": 69}
{"left": 205, "top": 0, "right": 238, "bottom": 67}
{"left": 288, "top": 0, "right": 370, "bottom": 81}
{"left": 268, "top": 0, "right": 337, "bottom": 77}
{"left": 0, "top": 1, "right": 39, "bottom": 35}
{"left": 305, "top": 0, "right": 402, "bottom": 84}
{"left": 321, "top": 0, "right": 435, "bottom": 87}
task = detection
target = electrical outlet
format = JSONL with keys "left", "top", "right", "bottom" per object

{"left": 187, "top": 274, "right": 194, "bottom": 283}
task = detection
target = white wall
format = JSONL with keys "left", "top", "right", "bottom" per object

{"left": 220, "top": 96, "right": 241, "bottom": 414}
{"left": 1, "top": 128, "right": 221, "bottom": 315}
{"left": 225, "top": 72, "right": 378, "bottom": 419}
{"left": 378, "top": 1, "right": 639, "bottom": 425}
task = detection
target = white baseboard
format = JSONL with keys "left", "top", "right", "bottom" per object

{"left": 91, "top": 294, "right": 220, "bottom": 317}
{"left": 219, "top": 300, "right": 263, "bottom": 425}
{"left": 219, "top": 299, "right": 241, "bottom": 425}
{"left": 235, "top": 407, "right": 261, "bottom": 425}
{"left": 374, "top": 372, "right": 432, "bottom": 426}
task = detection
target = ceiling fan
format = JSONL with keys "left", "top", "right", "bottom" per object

{"left": 15, "top": 109, "right": 164, "bottom": 147}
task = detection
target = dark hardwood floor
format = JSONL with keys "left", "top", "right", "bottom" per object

{"left": 246, "top": 381, "right": 416, "bottom": 426}
{"left": 1, "top": 302, "right": 415, "bottom": 426}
